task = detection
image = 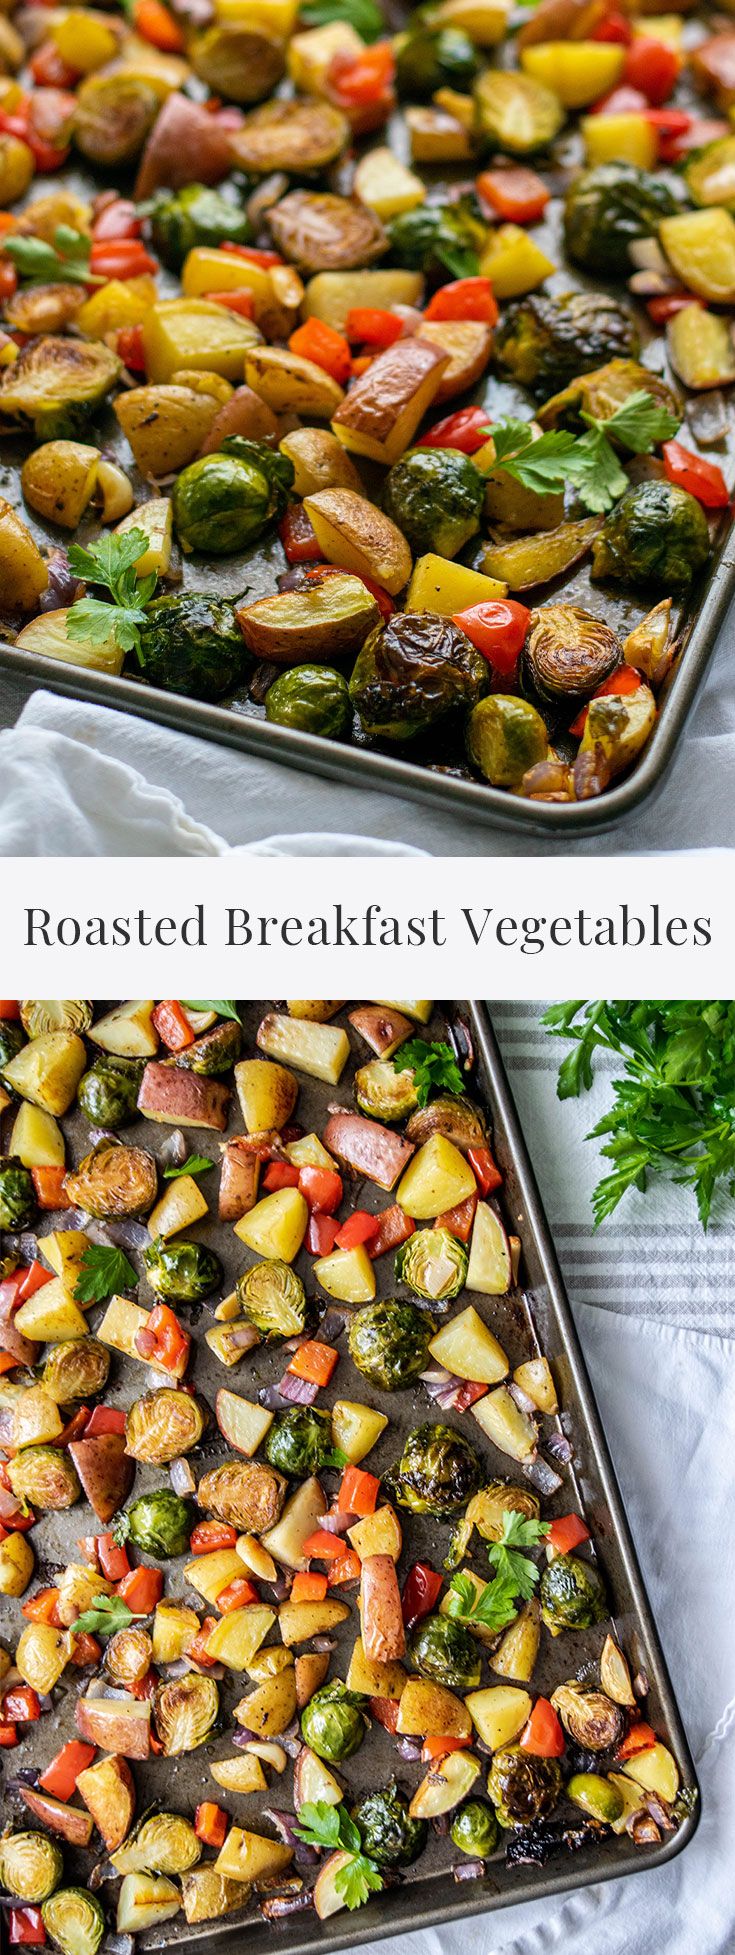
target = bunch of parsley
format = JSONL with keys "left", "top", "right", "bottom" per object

{"left": 445, "top": 1510, "right": 549, "bottom": 1634}
{"left": 479, "top": 391, "right": 680, "bottom": 515}
{"left": 66, "top": 530, "right": 157, "bottom": 665}
{"left": 542, "top": 1001, "right": 735, "bottom": 1227}
{"left": 392, "top": 1037, "right": 464, "bottom": 1107}
{"left": 295, "top": 1804, "right": 382, "bottom": 1910}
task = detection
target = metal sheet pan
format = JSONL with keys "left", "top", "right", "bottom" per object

{"left": 0, "top": 1001, "right": 699, "bottom": 1955}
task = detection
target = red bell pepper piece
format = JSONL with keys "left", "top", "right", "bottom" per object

{"left": 568, "top": 664, "right": 643, "bottom": 738}
{"left": 2, "top": 1686, "right": 40, "bottom": 1723}
{"left": 591, "top": 8, "right": 632, "bottom": 41}
{"left": 346, "top": 306, "right": 403, "bottom": 349}
{"left": 39, "top": 1740, "right": 96, "bottom": 1802}
{"left": 476, "top": 165, "right": 550, "bottom": 224}
{"left": 302, "top": 1527, "right": 348, "bottom": 1560}
{"left": 617, "top": 1720, "right": 657, "bottom": 1760}
{"left": 135, "top": 1303, "right": 190, "bottom": 1379}
{"left": 31, "top": 1166, "right": 70, "bottom": 1210}
{"left": 204, "top": 288, "right": 256, "bottom": 319}
{"left": 452, "top": 599, "right": 530, "bottom": 678}
{"left": 0, "top": 1722, "right": 18, "bottom": 1746}
{"left": 216, "top": 1576, "right": 259, "bottom": 1612}
{"left": 117, "top": 1565, "right": 163, "bottom": 1614}
{"left": 0, "top": 1000, "right": 20, "bottom": 1017}
{"left": 116, "top": 324, "right": 146, "bottom": 372}
{"left": 418, "top": 404, "right": 490, "bottom": 454}
{"left": 421, "top": 1735, "right": 472, "bottom": 1761}
{"left": 306, "top": 1212, "right": 340, "bottom": 1255}
{"left": 369, "top": 1695, "right": 400, "bottom": 1731}
{"left": 279, "top": 503, "right": 322, "bottom": 563}
{"left": 424, "top": 275, "right": 498, "bottom": 326}
{"left": 329, "top": 39, "right": 394, "bottom": 105}
{"left": 338, "top": 1465, "right": 379, "bottom": 1515}
{"left": 93, "top": 198, "right": 142, "bottom": 240}
{"left": 327, "top": 1548, "right": 361, "bottom": 1585}
{"left": 657, "top": 115, "right": 728, "bottom": 162}
{"left": 646, "top": 291, "right": 701, "bottom": 325}
{"left": 22, "top": 1587, "right": 61, "bottom": 1624}
{"left": 8, "top": 1909, "right": 45, "bottom": 1944}
{"left": 263, "top": 1161, "right": 300, "bottom": 1192}
{"left": 334, "top": 1210, "right": 380, "bottom": 1250}
{"left": 520, "top": 1697, "right": 565, "bottom": 1757}
{"left": 468, "top": 1145, "right": 503, "bottom": 1195}
{"left": 190, "top": 1520, "right": 238, "bottom": 1555}
{"left": 88, "top": 239, "right": 158, "bottom": 279}
{"left": 623, "top": 36, "right": 680, "bottom": 103}
{"left": 188, "top": 1616, "right": 219, "bottom": 1668}
{"left": 368, "top": 1205, "right": 415, "bottom": 1259}
{"left": 289, "top": 316, "right": 352, "bottom": 384}
{"left": 434, "top": 1193, "right": 477, "bottom": 1242}
{"left": 96, "top": 1533, "right": 131, "bottom": 1582}
{"left": 288, "top": 1340, "right": 339, "bottom": 1387}
{"left": 85, "top": 1406, "right": 126, "bottom": 1438}
{"left": 16, "top": 1261, "right": 53, "bottom": 1303}
{"left": 547, "top": 1512, "right": 591, "bottom": 1555}
{"left": 194, "top": 1802, "right": 228, "bottom": 1848}
{"left": 662, "top": 440, "right": 729, "bottom": 509}
{"left": 152, "top": 1000, "right": 194, "bottom": 1050}
{"left": 298, "top": 1165, "right": 343, "bottom": 1214}
{"left": 56, "top": 1406, "right": 91, "bottom": 1446}
{"left": 220, "top": 242, "right": 283, "bottom": 267}
{"left": 401, "top": 1561, "right": 442, "bottom": 1630}
{"left": 69, "top": 1632, "right": 102, "bottom": 1668}
{"left": 291, "top": 1571, "right": 328, "bottom": 1603}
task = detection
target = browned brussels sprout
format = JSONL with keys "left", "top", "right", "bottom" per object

{"left": 550, "top": 1681, "right": 624, "bottom": 1751}
{"left": 0, "top": 1159, "right": 35, "bottom": 1230}
{"left": 540, "top": 1551, "right": 608, "bottom": 1634}
{"left": 348, "top": 1299, "right": 435, "bottom": 1391}
{"left": 0, "top": 337, "right": 121, "bottom": 443}
{"left": 236, "top": 1260, "right": 311, "bottom": 1341}
{"left": 143, "top": 1237, "right": 222, "bottom": 1303}
{"left": 122, "top": 1490, "right": 192, "bottom": 1558}
{"left": 409, "top": 1612, "right": 481, "bottom": 1689}
{"left": 350, "top": 613, "right": 488, "bottom": 743}
{"left": 539, "top": 358, "right": 680, "bottom": 433}
{"left": 188, "top": 24, "right": 285, "bottom": 103}
{"left": 78, "top": 1058, "right": 143, "bottom": 1130}
{"left": 0, "top": 1833, "right": 64, "bottom": 1904}
{"left": 467, "top": 695, "right": 548, "bottom": 787}
{"left": 197, "top": 1459, "right": 286, "bottom": 1532}
{"left": 42, "top": 1339, "right": 110, "bottom": 1405}
{"left": 353, "top": 1780, "right": 427, "bottom": 1867}
{"left": 105, "top": 1625, "right": 154, "bottom": 1689}
{"left": 73, "top": 74, "right": 160, "bottom": 166}
{"left": 406, "top": 1094, "right": 487, "bottom": 1156}
{"left": 487, "top": 1744, "right": 562, "bottom": 1826}
{"left": 563, "top": 162, "right": 683, "bottom": 275}
{"left": 178, "top": 1020, "right": 241, "bottom": 1076}
{"left": 268, "top": 190, "right": 385, "bottom": 273}
{"left": 111, "top": 1809, "right": 201, "bottom": 1875}
{"left": 230, "top": 98, "right": 349, "bottom": 177}
{"left": 9, "top": 1445, "right": 81, "bottom": 1510}
{"left": 64, "top": 1142, "right": 157, "bottom": 1218}
{"left": 154, "top": 1672, "right": 220, "bottom": 1756}
{"left": 524, "top": 604, "right": 621, "bottom": 703}
{"left": 386, "top": 1421, "right": 482, "bottom": 1518}
{"left": 474, "top": 69, "right": 564, "bottom": 154}
{"left": 383, "top": 449, "right": 485, "bottom": 560}
{"left": 125, "top": 1389, "right": 206, "bottom": 1465}
{"left": 494, "top": 291, "right": 640, "bottom": 399}
{"left": 591, "top": 481, "right": 710, "bottom": 591}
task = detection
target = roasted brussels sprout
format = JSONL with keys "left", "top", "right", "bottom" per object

{"left": 0, "top": 1019, "right": 25, "bottom": 1068}
{"left": 125, "top": 1389, "right": 206, "bottom": 1464}
{"left": 462, "top": 1481, "right": 540, "bottom": 1547}
{"left": 111, "top": 1810, "right": 201, "bottom": 1876}
{"left": 198, "top": 1458, "right": 286, "bottom": 1532}
{"left": 42, "top": 1338, "right": 110, "bottom": 1405}
{"left": 591, "top": 481, "right": 710, "bottom": 592}
{"left": 0, "top": 1832, "right": 63, "bottom": 1904}
{"left": 20, "top": 1004, "right": 92, "bottom": 1038}
{"left": 350, "top": 613, "right": 488, "bottom": 744}
{"left": 64, "top": 1142, "right": 157, "bottom": 1218}
{"left": 155, "top": 1671, "right": 220, "bottom": 1756}
{"left": 348, "top": 1299, "right": 435, "bottom": 1392}
{"left": 138, "top": 594, "right": 251, "bottom": 705}
{"left": 78, "top": 1057, "right": 144, "bottom": 1129}
{"left": 467, "top": 695, "right": 548, "bottom": 787}
{"left": 384, "top": 449, "right": 485, "bottom": 560}
{"left": 564, "top": 163, "right": 683, "bottom": 275}
{"left": 74, "top": 73, "right": 159, "bottom": 166}
{"left": 538, "top": 357, "right": 680, "bottom": 434}
{"left": 353, "top": 1781, "right": 427, "bottom": 1868}
{"left": 566, "top": 1773, "right": 623, "bottom": 1825}
{"left": 487, "top": 1744, "right": 562, "bottom": 1827}
{"left": 396, "top": 24, "right": 479, "bottom": 97}
{"left": 540, "top": 1552, "right": 608, "bottom": 1634}
{"left": 0, "top": 1159, "right": 34, "bottom": 1230}
{"left": 300, "top": 1681, "right": 367, "bottom": 1763}
{"left": 0, "top": 336, "right": 121, "bottom": 442}
{"left": 236, "top": 1261, "right": 310, "bottom": 1340}
{"left": 105, "top": 1624, "right": 153, "bottom": 1688}
{"left": 148, "top": 183, "right": 252, "bottom": 269}
{"left": 406, "top": 1095, "right": 487, "bottom": 1155}
{"left": 8, "top": 1445, "right": 80, "bottom": 1510}
{"left": 474, "top": 69, "right": 564, "bottom": 154}
{"left": 264, "top": 1408, "right": 336, "bottom": 1478}
{"left": 450, "top": 1798, "right": 498, "bottom": 1858}
{"left": 42, "top": 1889, "right": 105, "bottom": 1955}
{"left": 524, "top": 605, "right": 621, "bottom": 704}
{"left": 550, "top": 1681, "right": 623, "bottom": 1751}
{"left": 178, "top": 1021, "right": 241, "bottom": 1076}
{"left": 122, "top": 1490, "right": 192, "bottom": 1558}
{"left": 354, "top": 1059, "right": 418, "bottom": 1122}
{"left": 388, "top": 198, "right": 486, "bottom": 281}
{"left": 397, "top": 1227, "right": 468, "bottom": 1303}
{"left": 409, "top": 1612, "right": 481, "bottom": 1689}
{"left": 265, "top": 665, "right": 352, "bottom": 740}
{"left": 494, "top": 292, "right": 640, "bottom": 399}
{"left": 143, "top": 1237, "right": 222, "bottom": 1303}
{"left": 386, "top": 1421, "right": 481, "bottom": 1518}
{"left": 172, "top": 440, "right": 293, "bottom": 556}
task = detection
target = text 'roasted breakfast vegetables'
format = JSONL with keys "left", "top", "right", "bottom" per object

{"left": 0, "top": 998, "right": 692, "bottom": 1940}
{"left": 0, "top": 0, "right": 733, "bottom": 799}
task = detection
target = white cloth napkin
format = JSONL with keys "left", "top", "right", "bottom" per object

{"left": 1, "top": 595, "right": 734, "bottom": 852}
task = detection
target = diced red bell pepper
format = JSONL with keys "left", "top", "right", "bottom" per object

{"left": 329, "top": 39, "right": 394, "bottom": 106}
{"left": 39, "top": 1739, "right": 96, "bottom": 1802}
{"left": 135, "top": 1303, "right": 190, "bottom": 1379}
{"left": 298, "top": 1165, "right": 343, "bottom": 1214}
{"left": 302, "top": 1528, "right": 348, "bottom": 1561}
{"left": 279, "top": 503, "right": 322, "bottom": 563}
{"left": 56, "top": 1405, "right": 91, "bottom": 1447}
{"left": 88, "top": 239, "right": 158, "bottom": 279}
{"left": 657, "top": 114, "right": 728, "bottom": 162}
{"left": 289, "top": 316, "right": 352, "bottom": 384}
{"left": 646, "top": 291, "right": 701, "bottom": 325}
{"left": 22, "top": 1587, "right": 61, "bottom": 1624}
{"left": 152, "top": 1000, "right": 195, "bottom": 1051}
{"left": 327, "top": 1548, "right": 361, "bottom": 1585}
{"left": 468, "top": 1145, "right": 503, "bottom": 1195}
{"left": 520, "top": 1697, "right": 565, "bottom": 1757}
{"left": 0, "top": 1722, "right": 18, "bottom": 1747}
{"left": 85, "top": 1406, "right": 126, "bottom": 1438}
{"left": 96, "top": 1533, "right": 131, "bottom": 1582}
{"left": 617, "top": 1720, "right": 657, "bottom": 1760}
{"left": 346, "top": 306, "right": 403, "bottom": 349}
{"left": 291, "top": 1571, "right": 328, "bottom": 1603}
{"left": 8, "top": 1909, "right": 45, "bottom": 1944}
{"left": 190, "top": 1520, "right": 239, "bottom": 1554}
{"left": 117, "top": 1565, "right": 163, "bottom": 1614}
{"left": 623, "top": 36, "right": 680, "bottom": 103}
{"left": 368, "top": 1205, "right": 415, "bottom": 1259}
{"left": 434, "top": 1193, "right": 477, "bottom": 1242}
{"left": 93, "top": 198, "right": 142, "bottom": 240}
{"left": 216, "top": 1576, "right": 259, "bottom": 1612}
{"left": 568, "top": 664, "right": 643, "bottom": 738}
{"left": 663, "top": 439, "right": 729, "bottom": 509}
{"left": 334, "top": 1210, "right": 380, "bottom": 1250}
{"left": 204, "top": 288, "right": 256, "bottom": 319}
{"left": 424, "top": 275, "right": 498, "bottom": 326}
{"left": 220, "top": 242, "right": 283, "bottom": 267}
{"left": 306, "top": 1212, "right": 340, "bottom": 1255}
{"left": 263, "top": 1161, "right": 300, "bottom": 1192}
{"left": 31, "top": 1166, "right": 70, "bottom": 1210}
{"left": 451, "top": 1380, "right": 489, "bottom": 1412}
{"left": 0, "top": 999, "right": 20, "bottom": 1017}
{"left": 116, "top": 324, "right": 146, "bottom": 372}
{"left": 418, "top": 404, "right": 490, "bottom": 454}
{"left": 187, "top": 1617, "right": 219, "bottom": 1668}
{"left": 133, "top": 0, "right": 185, "bottom": 51}
{"left": 452, "top": 600, "right": 530, "bottom": 678}
{"left": 69, "top": 1632, "right": 102, "bottom": 1668}
{"left": 288, "top": 1340, "right": 338, "bottom": 1387}
{"left": 421, "top": 1735, "right": 472, "bottom": 1761}
{"left": 2, "top": 1686, "right": 40, "bottom": 1723}
{"left": 195, "top": 1802, "right": 227, "bottom": 1848}
{"left": 592, "top": 8, "right": 632, "bottom": 42}
{"left": 401, "top": 1561, "right": 442, "bottom": 1630}
{"left": 16, "top": 1261, "right": 53, "bottom": 1302}
{"left": 369, "top": 1695, "right": 400, "bottom": 1731}
{"left": 476, "top": 165, "right": 550, "bottom": 224}
{"left": 338, "top": 1465, "right": 379, "bottom": 1515}
{"left": 548, "top": 1514, "right": 590, "bottom": 1557}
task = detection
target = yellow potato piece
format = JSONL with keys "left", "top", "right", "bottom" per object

{"left": 141, "top": 299, "right": 261, "bottom": 383}
{"left": 305, "top": 488, "right": 412, "bottom": 595}
{"left": 406, "top": 554, "right": 507, "bottom": 612}
{"left": 521, "top": 41, "right": 624, "bottom": 108}
{"left": 659, "top": 207, "right": 735, "bottom": 302}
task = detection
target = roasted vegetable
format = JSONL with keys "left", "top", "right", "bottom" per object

{"left": 550, "top": 1680, "right": 623, "bottom": 1750}
{"left": 138, "top": 594, "right": 250, "bottom": 703}
{"left": 494, "top": 291, "right": 639, "bottom": 398}
{"left": 78, "top": 1057, "right": 144, "bottom": 1129}
{"left": 563, "top": 162, "right": 683, "bottom": 274}
{"left": 350, "top": 613, "right": 488, "bottom": 743}
{"left": 474, "top": 68, "right": 564, "bottom": 152}
{"left": 189, "top": 25, "right": 285, "bottom": 104}
{"left": 64, "top": 1143, "right": 157, "bottom": 1217}
{"left": 265, "top": 666, "right": 353, "bottom": 738}
{"left": 450, "top": 1798, "right": 498, "bottom": 1857}
{"left": 154, "top": 1672, "right": 220, "bottom": 1755}
{"left": 0, "top": 336, "right": 121, "bottom": 441}
{"left": 125, "top": 1389, "right": 206, "bottom": 1463}
{"left": 539, "top": 1552, "right": 608, "bottom": 1633}
{"left": 487, "top": 1744, "right": 562, "bottom": 1827}
{"left": 397, "top": 1227, "right": 468, "bottom": 1302}
{"left": 148, "top": 184, "right": 251, "bottom": 268}
{"left": 353, "top": 1781, "right": 427, "bottom": 1867}
{"left": 143, "top": 1236, "right": 222, "bottom": 1302}
{"left": 396, "top": 24, "right": 479, "bottom": 97}
{"left": 524, "top": 605, "right": 620, "bottom": 703}
{"left": 268, "top": 191, "right": 385, "bottom": 274}
{"left": 42, "top": 1888, "right": 105, "bottom": 1955}
{"left": 409, "top": 1613, "right": 481, "bottom": 1689}
{"left": 74, "top": 73, "right": 159, "bottom": 166}
{"left": 591, "top": 481, "right": 710, "bottom": 591}
{"left": 42, "top": 1338, "right": 110, "bottom": 1404}
{"left": 236, "top": 1261, "right": 311, "bottom": 1340}
{"left": 238, "top": 576, "right": 379, "bottom": 666}
{"left": 383, "top": 448, "right": 485, "bottom": 560}
{"left": 111, "top": 1811, "right": 200, "bottom": 1876}
{"left": 467, "top": 695, "right": 548, "bottom": 787}
{"left": 263, "top": 1408, "right": 337, "bottom": 1477}
{"left": 0, "top": 1158, "right": 34, "bottom": 1229}
{"left": 0, "top": 1019, "right": 25, "bottom": 1068}
{"left": 172, "top": 441, "right": 293, "bottom": 556}
{"left": 0, "top": 1833, "right": 63, "bottom": 1904}
{"left": 406, "top": 1095, "right": 486, "bottom": 1154}
{"left": 300, "top": 1681, "right": 367, "bottom": 1762}
{"left": 231, "top": 98, "right": 349, "bottom": 176}
{"left": 198, "top": 1459, "right": 286, "bottom": 1532}
{"left": 348, "top": 1299, "right": 435, "bottom": 1391}
{"left": 386, "top": 1422, "right": 481, "bottom": 1517}
{"left": 123, "top": 1490, "right": 193, "bottom": 1558}
{"left": 388, "top": 198, "right": 486, "bottom": 280}
{"left": 355, "top": 1059, "right": 419, "bottom": 1122}
{"left": 8, "top": 1446, "right": 81, "bottom": 1510}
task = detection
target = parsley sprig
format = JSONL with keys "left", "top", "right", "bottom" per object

{"left": 542, "top": 1000, "right": 735, "bottom": 1228}
{"left": 163, "top": 1154, "right": 214, "bottom": 1181}
{"left": 482, "top": 391, "right": 681, "bottom": 516}
{"left": 4, "top": 225, "right": 96, "bottom": 286}
{"left": 73, "top": 1595, "right": 138, "bottom": 1637}
{"left": 445, "top": 1510, "right": 549, "bottom": 1634}
{"left": 66, "top": 530, "right": 157, "bottom": 666}
{"left": 181, "top": 1001, "right": 243, "bottom": 1023}
{"left": 74, "top": 1244, "right": 138, "bottom": 1307}
{"left": 295, "top": 1803, "right": 382, "bottom": 1910}
{"left": 393, "top": 1038, "right": 464, "bottom": 1108}
{"left": 300, "top": 0, "right": 383, "bottom": 39}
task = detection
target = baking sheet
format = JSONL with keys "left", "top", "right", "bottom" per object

{"left": 0, "top": 1001, "right": 699, "bottom": 1955}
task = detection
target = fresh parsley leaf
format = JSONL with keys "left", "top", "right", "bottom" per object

{"left": 564, "top": 426, "right": 629, "bottom": 515}
{"left": 594, "top": 388, "right": 681, "bottom": 455}
{"left": 74, "top": 1244, "right": 138, "bottom": 1307}
{"left": 445, "top": 1567, "right": 519, "bottom": 1635}
{"left": 393, "top": 1037, "right": 464, "bottom": 1108}
{"left": 73, "top": 1595, "right": 136, "bottom": 1637}
{"left": 181, "top": 1001, "right": 243, "bottom": 1023}
{"left": 484, "top": 390, "right": 682, "bottom": 517}
{"left": 66, "top": 529, "right": 157, "bottom": 667}
{"left": 300, "top": 0, "right": 383, "bottom": 39}
{"left": 295, "top": 1801, "right": 382, "bottom": 1911}
{"left": 4, "top": 225, "right": 94, "bottom": 286}
{"left": 163, "top": 1154, "right": 214, "bottom": 1180}
{"left": 486, "top": 420, "right": 577, "bottom": 494}
{"left": 446, "top": 1511, "right": 549, "bottom": 1633}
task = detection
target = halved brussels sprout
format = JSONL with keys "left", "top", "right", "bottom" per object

{"left": 384, "top": 449, "right": 485, "bottom": 561}
{"left": 0, "top": 337, "right": 121, "bottom": 442}
{"left": 406, "top": 1095, "right": 487, "bottom": 1156}
{"left": 42, "top": 1338, "right": 110, "bottom": 1405}
{"left": 396, "top": 1227, "right": 468, "bottom": 1303}
{"left": 0, "top": 1159, "right": 35, "bottom": 1230}
{"left": 524, "top": 605, "right": 621, "bottom": 704}
{"left": 467, "top": 695, "right": 548, "bottom": 788}
{"left": 591, "top": 481, "right": 709, "bottom": 592}
{"left": 450, "top": 1797, "right": 498, "bottom": 1858}
{"left": 386, "top": 1422, "right": 481, "bottom": 1518}
{"left": 348, "top": 1299, "right": 435, "bottom": 1392}
{"left": 122, "top": 1490, "right": 192, "bottom": 1558}
{"left": 354, "top": 1059, "right": 418, "bottom": 1123}
{"left": 105, "top": 1625, "right": 154, "bottom": 1689}
{"left": 42, "top": 1890, "right": 105, "bottom": 1955}
{"left": 550, "top": 1680, "right": 623, "bottom": 1751}
{"left": 460, "top": 1481, "right": 540, "bottom": 1553}
{"left": 396, "top": 23, "right": 479, "bottom": 97}
{"left": 494, "top": 291, "right": 639, "bottom": 399}
{"left": 352, "top": 1781, "right": 427, "bottom": 1867}
{"left": 64, "top": 1143, "right": 157, "bottom": 1218}
{"left": 74, "top": 74, "right": 159, "bottom": 166}
{"left": 236, "top": 1261, "right": 311, "bottom": 1341}
{"left": 138, "top": 594, "right": 251, "bottom": 705}
{"left": 474, "top": 69, "right": 564, "bottom": 153}
{"left": 263, "top": 1408, "right": 336, "bottom": 1478}
{"left": 78, "top": 1057, "right": 144, "bottom": 1129}
{"left": 8, "top": 1445, "right": 80, "bottom": 1510}
{"left": 539, "top": 357, "right": 679, "bottom": 434}
{"left": 487, "top": 1744, "right": 562, "bottom": 1827}
{"left": 111, "top": 1811, "right": 201, "bottom": 1876}
{"left": 350, "top": 612, "right": 488, "bottom": 744}
{"left": 149, "top": 184, "right": 252, "bottom": 269}
{"left": 188, "top": 23, "right": 285, "bottom": 103}
{"left": 154, "top": 1672, "right": 220, "bottom": 1756}
{"left": 0, "top": 1832, "right": 63, "bottom": 1904}
{"left": 540, "top": 1552, "right": 608, "bottom": 1634}
{"left": 143, "top": 1237, "right": 222, "bottom": 1303}
{"left": 197, "top": 1459, "right": 286, "bottom": 1533}
{"left": 125, "top": 1389, "right": 206, "bottom": 1464}
{"left": 563, "top": 162, "right": 683, "bottom": 275}
{"left": 179, "top": 1021, "right": 242, "bottom": 1076}
{"left": 20, "top": 1004, "right": 92, "bottom": 1038}
{"left": 409, "top": 1612, "right": 481, "bottom": 1690}
{"left": 300, "top": 1681, "right": 367, "bottom": 1763}
{"left": 172, "top": 442, "right": 293, "bottom": 557}
{"left": 265, "top": 666, "right": 352, "bottom": 740}
{"left": 0, "top": 1020, "right": 25, "bottom": 1068}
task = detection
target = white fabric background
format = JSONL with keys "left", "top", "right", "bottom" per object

{"left": 0, "top": 577, "right": 734, "bottom": 854}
